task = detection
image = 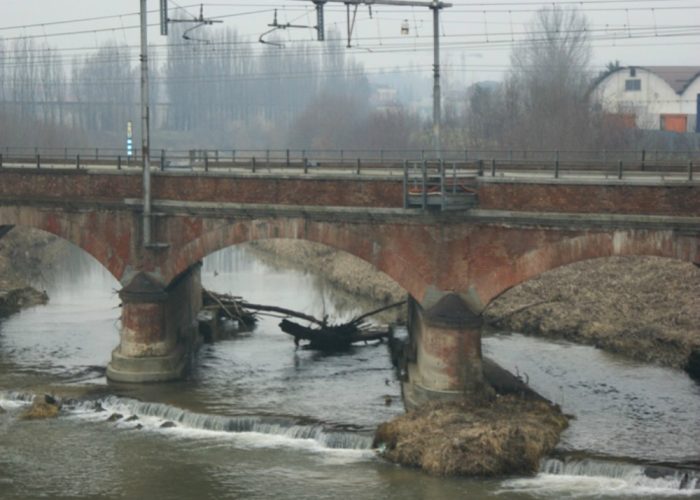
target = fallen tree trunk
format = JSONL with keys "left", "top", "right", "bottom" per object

{"left": 279, "top": 319, "right": 391, "bottom": 350}
{"left": 204, "top": 289, "right": 405, "bottom": 351}
{"left": 242, "top": 302, "right": 325, "bottom": 326}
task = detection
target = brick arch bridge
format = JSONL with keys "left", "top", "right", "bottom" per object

{"left": 0, "top": 168, "right": 698, "bottom": 403}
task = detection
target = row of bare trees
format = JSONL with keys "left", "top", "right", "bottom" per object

{"left": 0, "top": 26, "right": 370, "bottom": 149}
{"left": 0, "top": 7, "right": 696, "bottom": 152}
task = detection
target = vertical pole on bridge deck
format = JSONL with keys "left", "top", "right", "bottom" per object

{"left": 440, "top": 159, "right": 446, "bottom": 211}
{"left": 477, "top": 159, "right": 484, "bottom": 177}
{"left": 491, "top": 158, "right": 496, "bottom": 177}
{"left": 403, "top": 160, "right": 409, "bottom": 209}
{"left": 422, "top": 160, "right": 428, "bottom": 211}
{"left": 286, "top": 149, "right": 290, "bottom": 168}
{"left": 252, "top": 156, "right": 256, "bottom": 173}
{"left": 117, "top": 155, "right": 122, "bottom": 170}
{"left": 618, "top": 160, "right": 623, "bottom": 180}
{"left": 452, "top": 162, "right": 457, "bottom": 194}
{"left": 641, "top": 149, "right": 646, "bottom": 171}
{"left": 431, "top": 3, "right": 443, "bottom": 159}
{"left": 304, "top": 157, "right": 309, "bottom": 174}
{"left": 266, "top": 149, "right": 270, "bottom": 168}
{"left": 554, "top": 150, "right": 560, "bottom": 179}
{"left": 0, "top": 153, "right": 3, "bottom": 168}
{"left": 160, "top": 149, "right": 165, "bottom": 171}
{"left": 356, "top": 158, "right": 361, "bottom": 175}
{"left": 76, "top": 155, "right": 80, "bottom": 170}
{"left": 36, "top": 154, "right": 40, "bottom": 169}
{"left": 139, "top": 0, "right": 152, "bottom": 247}
{"left": 689, "top": 161, "right": 694, "bottom": 181}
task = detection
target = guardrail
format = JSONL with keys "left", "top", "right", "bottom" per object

{"left": 1, "top": 146, "right": 700, "bottom": 164}
{"left": 0, "top": 148, "right": 696, "bottom": 182}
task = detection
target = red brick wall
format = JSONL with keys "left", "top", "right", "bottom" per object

{"left": 0, "top": 170, "right": 404, "bottom": 208}
{"left": 3, "top": 170, "right": 698, "bottom": 216}
{"left": 151, "top": 174, "right": 404, "bottom": 207}
{"left": 0, "top": 170, "right": 139, "bottom": 202}
{"left": 477, "top": 182, "right": 700, "bottom": 216}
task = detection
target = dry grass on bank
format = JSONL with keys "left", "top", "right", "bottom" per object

{"left": 484, "top": 257, "right": 700, "bottom": 370}
{"left": 248, "top": 240, "right": 405, "bottom": 304}
{"left": 374, "top": 395, "right": 569, "bottom": 477}
{"left": 0, "top": 281, "right": 48, "bottom": 316}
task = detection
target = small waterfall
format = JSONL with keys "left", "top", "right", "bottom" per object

{"left": 501, "top": 457, "right": 699, "bottom": 497}
{"left": 0, "top": 391, "right": 36, "bottom": 408}
{"left": 73, "top": 395, "right": 373, "bottom": 451}
{"left": 540, "top": 458, "right": 699, "bottom": 490}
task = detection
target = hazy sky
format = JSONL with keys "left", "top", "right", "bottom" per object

{"left": 1, "top": 0, "right": 698, "bottom": 87}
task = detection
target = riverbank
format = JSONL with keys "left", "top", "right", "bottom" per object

{"left": 0, "top": 228, "right": 61, "bottom": 317}
{"left": 483, "top": 256, "right": 700, "bottom": 377}
{"left": 247, "top": 240, "right": 405, "bottom": 305}
{"left": 0, "top": 279, "right": 48, "bottom": 317}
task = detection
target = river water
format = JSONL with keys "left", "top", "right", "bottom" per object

{"left": 0, "top": 244, "right": 699, "bottom": 499}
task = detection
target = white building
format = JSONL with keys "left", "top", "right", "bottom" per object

{"left": 593, "top": 66, "right": 700, "bottom": 133}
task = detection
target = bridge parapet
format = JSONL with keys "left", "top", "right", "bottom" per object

{"left": 1, "top": 166, "right": 698, "bottom": 217}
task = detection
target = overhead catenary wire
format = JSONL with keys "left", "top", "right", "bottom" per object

{"left": 0, "top": 1, "right": 699, "bottom": 42}
{"left": 1, "top": 21, "right": 698, "bottom": 68}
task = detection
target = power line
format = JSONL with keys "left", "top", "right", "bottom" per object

{"left": 1, "top": 22, "right": 697, "bottom": 68}
{"left": 1, "top": 2, "right": 699, "bottom": 41}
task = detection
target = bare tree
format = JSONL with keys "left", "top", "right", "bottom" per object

{"left": 506, "top": 6, "right": 594, "bottom": 150}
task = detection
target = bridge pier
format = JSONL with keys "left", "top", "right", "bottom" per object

{"left": 402, "top": 293, "right": 488, "bottom": 408}
{"left": 106, "top": 264, "right": 202, "bottom": 383}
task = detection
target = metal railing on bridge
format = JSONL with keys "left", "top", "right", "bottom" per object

{"left": 0, "top": 146, "right": 696, "bottom": 183}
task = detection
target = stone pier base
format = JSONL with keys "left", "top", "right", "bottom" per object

{"left": 402, "top": 293, "right": 488, "bottom": 408}
{"left": 107, "top": 264, "right": 202, "bottom": 383}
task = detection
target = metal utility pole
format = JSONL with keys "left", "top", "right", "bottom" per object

{"left": 140, "top": 0, "right": 152, "bottom": 247}
{"left": 431, "top": 4, "right": 441, "bottom": 158}
{"left": 297, "top": 0, "right": 450, "bottom": 158}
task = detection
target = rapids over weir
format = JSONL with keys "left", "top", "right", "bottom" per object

{"left": 0, "top": 244, "right": 699, "bottom": 499}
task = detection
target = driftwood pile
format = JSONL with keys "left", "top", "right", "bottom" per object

{"left": 203, "top": 289, "right": 404, "bottom": 351}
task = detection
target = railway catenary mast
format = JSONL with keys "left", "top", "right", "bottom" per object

{"left": 306, "top": 0, "right": 452, "bottom": 158}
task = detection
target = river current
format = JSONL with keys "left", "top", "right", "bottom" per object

{"left": 0, "top": 244, "right": 699, "bottom": 499}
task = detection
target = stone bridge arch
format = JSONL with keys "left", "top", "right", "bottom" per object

{"left": 474, "top": 228, "right": 700, "bottom": 309}
{"left": 165, "top": 216, "right": 430, "bottom": 303}
{"left": 0, "top": 207, "right": 132, "bottom": 282}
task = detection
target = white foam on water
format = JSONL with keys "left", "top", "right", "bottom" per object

{"left": 499, "top": 458, "right": 700, "bottom": 498}
{"left": 62, "top": 395, "right": 374, "bottom": 461}
{"left": 0, "top": 391, "right": 35, "bottom": 410}
{"left": 500, "top": 474, "right": 699, "bottom": 498}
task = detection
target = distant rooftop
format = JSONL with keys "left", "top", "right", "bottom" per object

{"left": 634, "top": 66, "right": 700, "bottom": 94}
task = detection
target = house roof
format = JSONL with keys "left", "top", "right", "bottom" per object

{"left": 637, "top": 66, "right": 700, "bottom": 94}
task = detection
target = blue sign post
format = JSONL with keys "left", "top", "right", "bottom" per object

{"left": 127, "top": 121, "right": 133, "bottom": 159}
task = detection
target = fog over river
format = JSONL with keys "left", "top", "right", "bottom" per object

{"left": 0, "top": 244, "right": 698, "bottom": 499}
